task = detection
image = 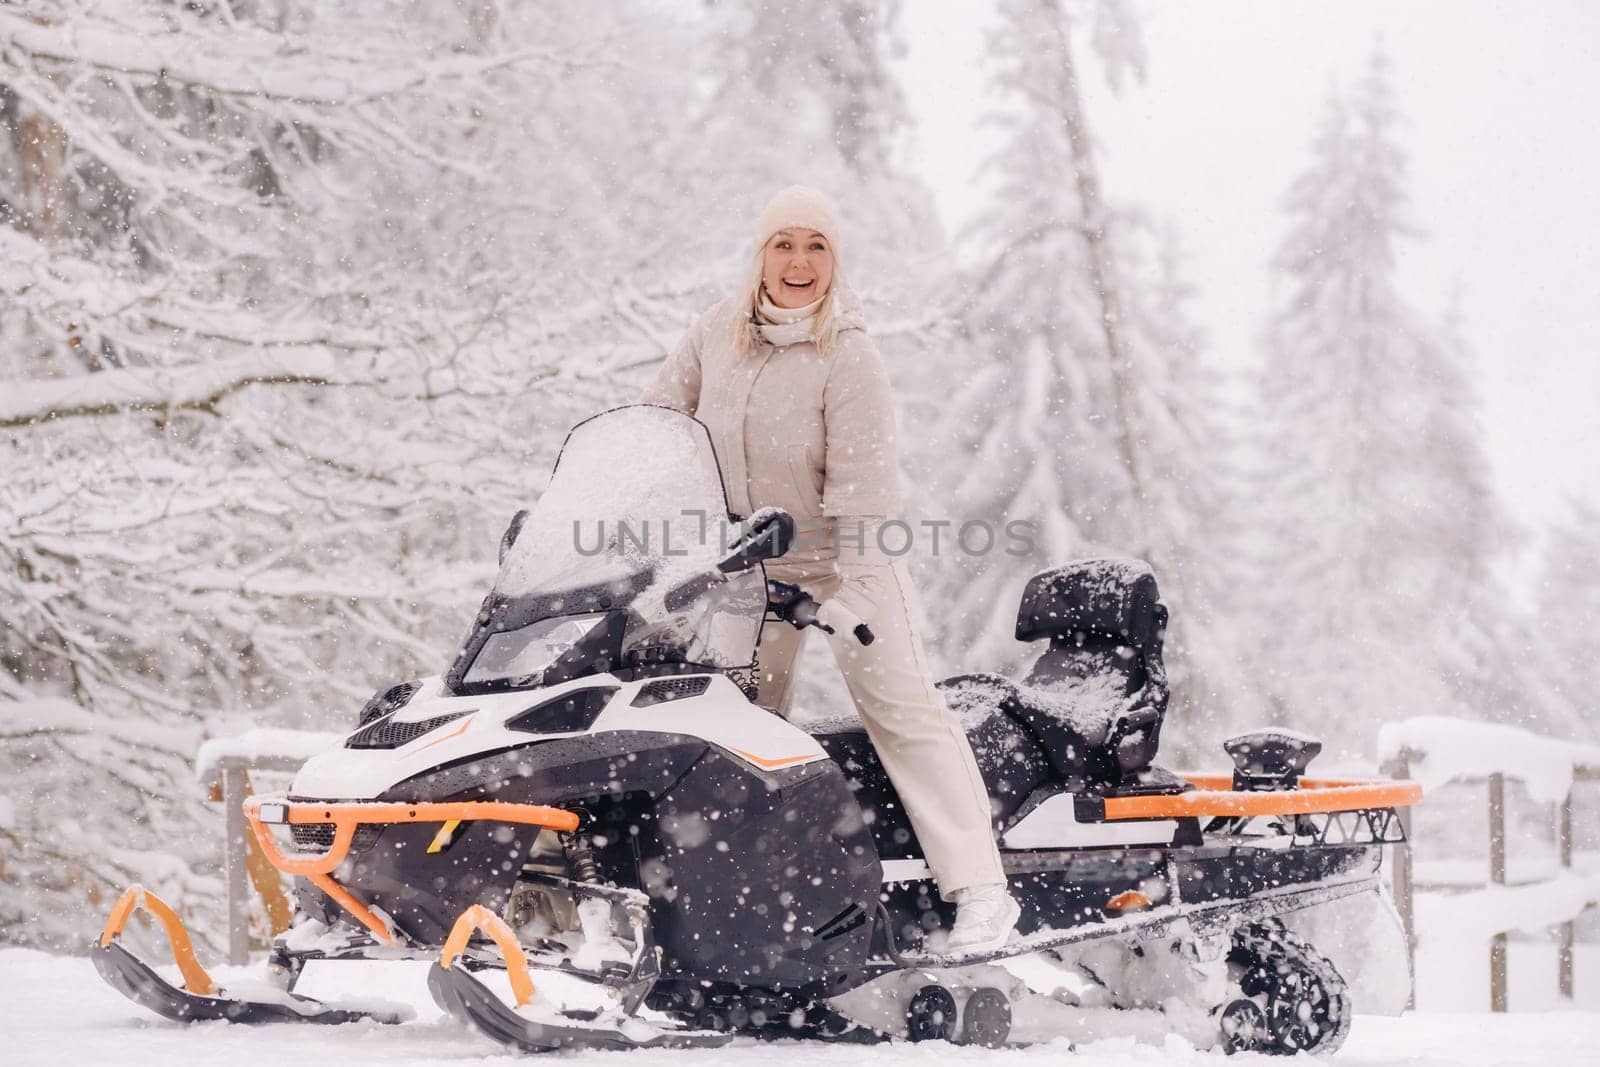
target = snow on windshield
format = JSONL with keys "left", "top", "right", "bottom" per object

{"left": 496, "top": 406, "right": 732, "bottom": 598}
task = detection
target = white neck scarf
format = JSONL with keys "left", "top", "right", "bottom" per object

{"left": 756, "top": 288, "right": 826, "bottom": 346}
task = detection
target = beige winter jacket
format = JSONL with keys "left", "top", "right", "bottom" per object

{"left": 641, "top": 288, "right": 902, "bottom": 624}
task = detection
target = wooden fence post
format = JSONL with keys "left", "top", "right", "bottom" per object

{"left": 223, "top": 764, "right": 250, "bottom": 966}
{"left": 1558, "top": 790, "right": 1574, "bottom": 1000}
{"left": 206, "top": 753, "right": 306, "bottom": 963}
{"left": 1383, "top": 752, "right": 1417, "bottom": 1010}
{"left": 1488, "top": 772, "right": 1507, "bottom": 1013}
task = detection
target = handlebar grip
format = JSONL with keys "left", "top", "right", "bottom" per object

{"left": 767, "top": 581, "right": 872, "bottom": 644}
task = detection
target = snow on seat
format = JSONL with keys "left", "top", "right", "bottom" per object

{"left": 1003, "top": 558, "right": 1172, "bottom": 788}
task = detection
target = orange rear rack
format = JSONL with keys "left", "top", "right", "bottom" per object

{"left": 1100, "top": 775, "right": 1422, "bottom": 821}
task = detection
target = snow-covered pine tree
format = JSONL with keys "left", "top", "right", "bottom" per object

{"left": 918, "top": 0, "right": 1228, "bottom": 741}
{"left": 1528, "top": 498, "right": 1600, "bottom": 737}
{"left": 1252, "top": 50, "right": 1513, "bottom": 753}
{"left": 704, "top": 0, "right": 908, "bottom": 176}
{"left": 678, "top": 1, "right": 954, "bottom": 717}
{"left": 688, "top": 0, "right": 941, "bottom": 274}
{"left": 1123, "top": 225, "right": 1265, "bottom": 745}
{"left": 922, "top": 0, "right": 1145, "bottom": 672}
{"left": 1, "top": 0, "right": 502, "bottom": 951}
{"left": 1415, "top": 301, "right": 1537, "bottom": 734}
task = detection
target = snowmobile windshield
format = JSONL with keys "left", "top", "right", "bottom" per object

{"left": 469, "top": 405, "right": 765, "bottom": 686}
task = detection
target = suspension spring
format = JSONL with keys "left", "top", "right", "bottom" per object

{"left": 562, "top": 832, "right": 601, "bottom": 883}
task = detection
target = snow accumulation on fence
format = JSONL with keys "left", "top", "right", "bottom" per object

{"left": 1419, "top": 870, "right": 1600, "bottom": 939}
{"left": 193, "top": 729, "right": 345, "bottom": 785}
{"left": 1376, "top": 715, "right": 1600, "bottom": 804}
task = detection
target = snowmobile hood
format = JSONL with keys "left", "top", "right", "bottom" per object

{"left": 287, "top": 672, "right": 827, "bottom": 800}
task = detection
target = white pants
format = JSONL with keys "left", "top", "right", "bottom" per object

{"left": 754, "top": 559, "right": 1005, "bottom": 899}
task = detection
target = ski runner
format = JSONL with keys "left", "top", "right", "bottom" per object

{"left": 642, "top": 185, "right": 1020, "bottom": 951}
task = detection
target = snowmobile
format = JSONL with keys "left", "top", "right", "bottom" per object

{"left": 93, "top": 404, "right": 1420, "bottom": 1055}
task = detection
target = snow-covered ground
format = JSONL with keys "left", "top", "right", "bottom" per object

{"left": 4, "top": 948, "right": 1595, "bottom": 1067}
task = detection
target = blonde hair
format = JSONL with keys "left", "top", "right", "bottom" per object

{"left": 733, "top": 239, "right": 845, "bottom": 359}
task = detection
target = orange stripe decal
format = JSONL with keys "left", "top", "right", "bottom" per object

{"left": 728, "top": 747, "right": 818, "bottom": 770}
{"left": 413, "top": 715, "right": 474, "bottom": 754}
{"left": 1101, "top": 776, "right": 1423, "bottom": 821}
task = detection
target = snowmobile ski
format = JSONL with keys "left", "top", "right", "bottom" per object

{"left": 91, "top": 941, "right": 404, "bottom": 1025}
{"left": 93, "top": 886, "right": 408, "bottom": 1025}
{"left": 426, "top": 902, "right": 728, "bottom": 1052}
{"left": 426, "top": 962, "right": 730, "bottom": 1053}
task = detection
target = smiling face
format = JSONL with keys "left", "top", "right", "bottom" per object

{"left": 761, "top": 228, "right": 835, "bottom": 309}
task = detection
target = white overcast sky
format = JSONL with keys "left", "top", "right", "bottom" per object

{"left": 898, "top": 1, "right": 1600, "bottom": 544}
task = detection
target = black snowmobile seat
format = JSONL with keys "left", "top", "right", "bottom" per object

{"left": 1009, "top": 558, "right": 1171, "bottom": 786}
{"left": 808, "top": 558, "right": 1174, "bottom": 858}
{"left": 1015, "top": 557, "right": 1166, "bottom": 648}
{"left": 939, "top": 677, "right": 1055, "bottom": 820}
{"left": 807, "top": 696, "right": 1052, "bottom": 859}
{"left": 937, "top": 669, "right": 1162, "bottom": 795}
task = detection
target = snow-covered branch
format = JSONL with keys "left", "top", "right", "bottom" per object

{"left": 0, "top": 349, "right": 374, "bottom": 427}
{"left": 0, "top": 6, "right": 579, "bottom": 108}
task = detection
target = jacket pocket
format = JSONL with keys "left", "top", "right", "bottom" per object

{"left": 786, "top": 445, "right": 824, "bottom": 519}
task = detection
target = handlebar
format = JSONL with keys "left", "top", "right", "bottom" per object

{"left": 766, "top": 580, "right": 875, "bottom": 646}
{"left": 658, "top": 572, "right": 875, "bottom": 647}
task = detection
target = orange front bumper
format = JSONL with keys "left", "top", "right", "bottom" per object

{"left": 243, "top": 796, "right": 580, "bottom": 945}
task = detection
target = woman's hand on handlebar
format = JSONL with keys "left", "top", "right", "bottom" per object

{"left": 817, "top": 599, "right": 876, "bottom": 645}
{"left": 766, "top": 581, "right": 875, "bottom": 646}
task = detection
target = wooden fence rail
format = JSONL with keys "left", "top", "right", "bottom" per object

{"left": 1383, "top": 751, "right": 1597, "bottom": 1012}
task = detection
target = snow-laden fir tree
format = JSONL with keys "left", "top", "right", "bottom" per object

{"left": 1252, "top": 50, "right": 1514, "bottom": 753}
{"left": 915, "top": 0, "right": 1232, "bottom": 751}
{"left": 705, "top": 0, "right": 909, "bottom": 175}
{"left": 1123, "top": 226, "right": 1266, "bottom": 745}
{"left": 1, "top": 0, "right": 488, "bottom": 951}
{"left": 673, "top": 1, "right": 956, "bottom": 717}
{"left": 1527, "top": 498, "right": 1600, "bottom": 738}
{"left": 689, "top": 0, "right": 942, "bottom": 280}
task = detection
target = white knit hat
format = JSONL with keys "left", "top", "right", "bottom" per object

{"left": 754, "top": 185, "right": 843, "bottom": 261}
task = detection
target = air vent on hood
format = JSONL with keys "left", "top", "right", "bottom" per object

{"left": 631, "top": 676, "right": 711, "bottom": 707}
{"left": 347, "top": 709, "right": 471, "bottom": 750}
{"left": 356, "top": 680, "right": 421, "bottom": 727}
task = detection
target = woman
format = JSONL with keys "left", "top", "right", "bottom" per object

{"left": 642, "top": 185, "right": 1018, "bottom": 952}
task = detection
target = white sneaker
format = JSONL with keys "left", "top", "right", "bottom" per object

{"left": 944, "top": 883, "right": 1021, "bottom": 954}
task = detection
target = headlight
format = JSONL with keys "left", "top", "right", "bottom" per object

{"left": 463, "top": 613, "right": 608, "bottom": 687}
